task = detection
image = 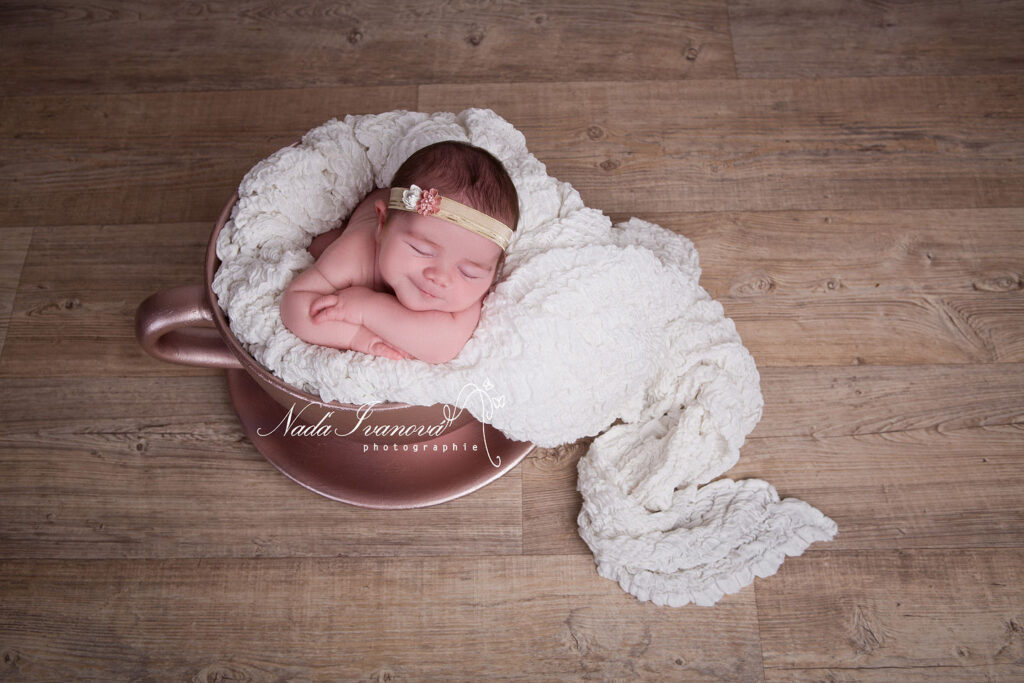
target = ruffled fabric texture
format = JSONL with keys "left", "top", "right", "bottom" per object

{"left": 212, "top": 108, "right": 837, "bottom": 607}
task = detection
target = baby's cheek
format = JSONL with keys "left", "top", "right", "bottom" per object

{"left": 377, "top": 251, "right": 403, "bottom": 286}
{"left": 473, "top": 277, "right": 494, "bottom": 299}
{"left": 450, "top": 285, "right": 484, "bottom": 311}
{"left": 384, "top": 249, "right": 413, "bottom": 276}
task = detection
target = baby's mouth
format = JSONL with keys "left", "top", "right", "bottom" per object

{"left": 413, "top": 280, "right": 441, "bottom": 300}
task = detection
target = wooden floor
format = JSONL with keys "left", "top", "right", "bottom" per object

{"left": 2, "top": 1, "right": 1023, "bottom": 681}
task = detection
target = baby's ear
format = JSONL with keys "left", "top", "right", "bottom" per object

{"left": 373, "top": 200, "right": 388, "bottom": 238}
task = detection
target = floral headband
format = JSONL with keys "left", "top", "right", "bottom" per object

{"left": 387, "top": 185, "right": 514, "bottom": 251}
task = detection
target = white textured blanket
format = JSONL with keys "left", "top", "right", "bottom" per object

{"left": 212, "top": 108, "right": 837, "bottom": 607}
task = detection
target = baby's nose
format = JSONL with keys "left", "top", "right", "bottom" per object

{"left": 424, "top": 266, "right": 450, "bottom": 287}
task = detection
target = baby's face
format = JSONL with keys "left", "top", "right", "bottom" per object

{"left": 375, "top": 205, "right": 501, "bottom": 313}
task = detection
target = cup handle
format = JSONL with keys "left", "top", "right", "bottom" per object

{"left": 135, "top": 285, "right": 243, "bottom": 369}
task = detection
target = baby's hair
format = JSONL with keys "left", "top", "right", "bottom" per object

{"left": 388, "top": 140, "right": 518, "bottom": 291}
{"left": 390, "top": 140, "right": 520, "bottom": 234}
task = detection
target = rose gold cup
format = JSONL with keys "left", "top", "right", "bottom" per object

{"left": 134, "top": 193, "right": 479, "bottom": 443}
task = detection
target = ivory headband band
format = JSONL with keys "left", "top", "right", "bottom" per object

{"left": 387, "top": 185, "right": 514, "bottom": 251}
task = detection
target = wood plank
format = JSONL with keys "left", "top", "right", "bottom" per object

{"left": 1, "top": 2, "right": 1022, "bottom": 679}
{"left": 0, "top": 1, "right": 734, "bottom": 97}
{"left": 0, "top": 376, "right": 522, "bottom": 560}
{"left": 0, "top": 228, "right": 32, "bottom": 359}
{"left": 729, "top": 0, "right": 1024, "bottom": 79}
{"left": 6, "top": 76, "right": 1022, "bottom": 227}
{"left": 6, "top": 207, "right": 1023, "bottom": 377}
{"left": 526, "top": 427, "right": 1024, "bottom": 555}
{"left": 730, "top": 424, "right": 1024, "bottom": 550}
{"left": 766, "top": 665, "right": 1024, "bottom": 682}
{"left": 0, "top": 555, "right": 763, "bottom": 681}
{"left": 755, "top": 364, "right": 1024, "bottom": 440}
{"left": 5, "top": 76, "right": 1021, "bottom": 226}
{"left": 660, "top": 208, "right": 1024, "bottom": 366}
{"left": 0, "top": 86, "right": 416, "bottom": 226}
{"left": 728, "top": 291, "right": 1024, "bottom": 366}
{"left": 420, "top": 76, "right": 1024, "bottom": 213}
{"left": 523, "top": 441, "right": 593, "bottom": 556}
{"left": 0, "top": 222, "right": 214, "bottom": 377}
{"left": 524, "top": 365, "right": 1024, "bottom": 554}
{"left": 654, "top": 208, "right": 1024, "bottom": 301}
{"left": 756, "top": 549, "right": 1024, "bottom": 677}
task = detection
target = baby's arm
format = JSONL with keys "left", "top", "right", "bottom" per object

{"left": 280, "top": 252, "right": 360, "bottom": 343}
{"left": 283, "top": 188, "right": 385, "bottom": 299}
{"left": 314, "top": 287, "right": 481, "bottom": 364}
{"left": 279, "top": 190, "right": 411, "bottom": 358}
{"left": 283, "top": 295, "right": 409, "bottom": 360}
{"left": 282, "top": 276, "right": 412, "bottom": 360}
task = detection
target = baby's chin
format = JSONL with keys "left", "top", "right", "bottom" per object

{"left": 400, "top": 297, "right": 441, "bottom": 311}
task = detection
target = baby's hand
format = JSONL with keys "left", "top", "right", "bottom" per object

{"left": 307, "top": 294, "right": 344, "bottom": 323}
{"left": 369, "top": 339, "right": 415, "bottom": 361}
{"left": 348, "top": 325, "right": 415, "bottom": 361}
{"left": 310, "top": 288, "right": 368, "bottom": 325}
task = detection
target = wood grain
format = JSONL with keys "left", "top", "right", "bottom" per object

{"left": 765, "top": 666, "right": 1024, "bottom": 683}
{"left": 7, "top": 366, "right": 1018, "bottom": 560}
{"left": 730, "top": 0, "right": 1024, "bottom": 79}
{"left": 0, "top": 376, "right": 522, "bottom": 560}
{"left": 421, "top": 76, "right": 1024, "bottom": 213}
{"left": 0, "top": 555, "right": 763, "bottom": 681}
{"left": 523, "top": 366, "right": 1024, "bottom": 556}
{"left": 523, "top": 440, "right": 593, "bottom": 556}
{"left": 2, "top": 2, "right": 1024, "bottom": 679}
{"left": 0, "top": 1, "right": 734, "bottom": 97}
{"left": 657, "top": 208, "right": 1024, "bottom": 300}
{"left": 5, "top": 75, "right": 1021, "bottom": 226}
{"left": 0, "top": 222, "right": 214, "bottom": 377}
{"left": 754, "top": 364, "right": 1024, "bottom": 440}
{"left": 0, "top": 86, "right": 416, "bottom": 226}
{"left": 669, "top": 208, "right": 1024, "bottom": 366}
{"left": 0, "top": 228, "right": 33, "bottom": 359}
{"left": 730, "top": 424, "right": 1024, "bottom": 551}
{"left": 756, "top": 549, "right": 1024, "bottom": 676}
{"left": 6, "top": 207, "right": 1021, "bottom": 377}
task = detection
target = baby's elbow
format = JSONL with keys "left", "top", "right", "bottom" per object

{"left": 410, "top": 348, "right": 450, "bottom": 364}
{"left": 431, "top": 349, "right": 459, "bottom": 364}
{"left": 419, "top": 338, "right": 466, "bottom": 364}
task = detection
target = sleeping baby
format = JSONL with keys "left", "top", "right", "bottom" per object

{"left": 280, "top": 141, "right": 519, "bottom": 363}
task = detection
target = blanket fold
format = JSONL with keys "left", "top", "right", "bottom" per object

{"left": 212, "top": 108, "right": 837, "bottom": 607}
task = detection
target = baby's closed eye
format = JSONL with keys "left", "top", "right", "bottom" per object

{"left": 407, "top": 242, "right": 487, "bottom": 279}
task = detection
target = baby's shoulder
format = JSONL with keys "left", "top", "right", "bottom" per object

{"left": 315, "top": 222, "right": 377, "bottom": 290}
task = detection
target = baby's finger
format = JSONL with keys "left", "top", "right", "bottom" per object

{"left": 313, "top": 307, "right": 340, "bottom": 323}
{"left": 309, "top": 294, "right": 337, "bottom": 316}
{"left": 373, "top": 346, "right": 396, "bottom": 360}
{"left": 370, "top": 342, "right": 402, "bottom": 360}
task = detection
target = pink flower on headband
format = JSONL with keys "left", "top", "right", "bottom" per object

{"left": 417, "top": 187, "right": 440, "bottom": 216}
